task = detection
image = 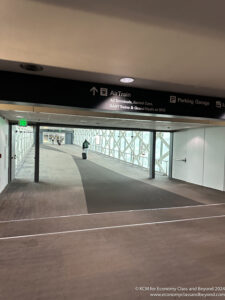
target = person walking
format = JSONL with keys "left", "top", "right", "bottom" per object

{"left": 57, "top": 136, "right": 61, "bottom": 145}
{"left": 82, "top": 139, "right": 90, "bottom": 159}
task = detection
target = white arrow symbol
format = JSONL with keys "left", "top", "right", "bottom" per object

{"left": 90, "top": 87, "right": 98, "bottom": 96}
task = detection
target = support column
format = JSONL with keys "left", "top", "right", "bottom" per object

{"left": 168, "top": 132, "right": 174, "bottom": 179}
{"left": 34, "top": 124, "right": 40, "bottom": 183}
{"left": 8, "top": 124, "right": 12, "bottom": 183}
{"left": 149, "top": 131, "right": 156, "bottom": 179}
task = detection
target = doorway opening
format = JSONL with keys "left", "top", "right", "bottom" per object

{"left": 10, "top": 125, "right": 35, "bottom": 182}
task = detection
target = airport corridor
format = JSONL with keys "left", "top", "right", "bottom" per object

{"left": 1, "top": 146, "right": 225, "bottom": 300}
{"left": 1, "top": 144, "right": 225, "bottom": 221}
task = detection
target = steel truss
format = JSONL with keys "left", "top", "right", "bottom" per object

{"left": 74, "top": 129, "right": 170, "bottom": 174}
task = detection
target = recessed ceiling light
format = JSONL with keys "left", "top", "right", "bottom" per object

{"left": 120, "top": 77, "right": 134, "bottom": 83}
{"left": 16, "top": 115, "right": 23, "bottom": 118}
{"left": 20, "top": 63, "right": 44, "bottom": 72}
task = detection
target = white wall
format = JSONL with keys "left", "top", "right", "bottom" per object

{"left": 186, "top": 129, "right": 205, "bottom": 186}
{"left": 172, "top": 131, "right": 187, "bottom": 181}
{"left": 203, "top": 127, "right": 225, "bottom": 190}
{"left": 0, "top": 116, "right": 9, "bottom": 193}
{"left": 173, "top": 127, "right": 225, "bottom": 191}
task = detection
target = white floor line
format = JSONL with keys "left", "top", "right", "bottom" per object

{"left": 1, "top": 214, "right": 225, "bottom": 240}
{"left": 0, "top": 203, "right": 225, "bottom": 224}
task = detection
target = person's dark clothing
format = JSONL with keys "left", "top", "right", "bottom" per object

{"left": 82, "top": 140, "right": 90, "bottom": 149}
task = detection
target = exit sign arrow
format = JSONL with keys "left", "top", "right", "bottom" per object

{"left": 90, "top": 86, "right": 98, "bottom": 96}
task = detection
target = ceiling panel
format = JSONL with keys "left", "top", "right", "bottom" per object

{"left": 1, "top": 1, "right": 225, "bottom": 97}
{"left": 0, "top": 107, "right": 221, "bottom": 132}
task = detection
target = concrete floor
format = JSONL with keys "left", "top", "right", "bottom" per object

{"left": 15, "top": 146, "right": 35, "bottom": 181}
{"left": 0, "top": 144, "right": 225, "bottom": 299}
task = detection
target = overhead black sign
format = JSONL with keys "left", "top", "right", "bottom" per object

{"left": 0, "top": 71, "right": 225, "bottom": 120}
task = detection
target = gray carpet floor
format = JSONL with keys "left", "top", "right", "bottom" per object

{"left": 72, "top": 155, "right": 200, "bottom": 213}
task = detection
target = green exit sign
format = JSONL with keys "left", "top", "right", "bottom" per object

{"left": 18, "top": 119, "right": 27, "bottom": 127}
